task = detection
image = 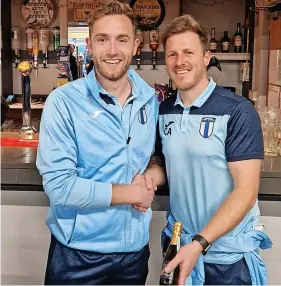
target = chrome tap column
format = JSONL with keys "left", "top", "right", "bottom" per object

{"left": 18, "top": 61, "right": 37, "bottom": 134}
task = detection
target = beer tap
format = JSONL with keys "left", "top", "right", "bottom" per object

{"left": 135, "top": 29, "right": 144, "bottom": 70}
{"left": 39, "top": 28, "right": 50, "bottom": 68}
{"left": 17, "top": 61, "right": 37, "bottom": 134}
{"left": 25, "top": 27, "right": 35, "bottom": 65}
{"left": 12, "top": 26, "right": 21, "bottom": 68}
{"left": 149, "top": 29, "right": 159, "bottom": 70}
{"left": 32, "top": 31, "right": 39, "bottom": 78}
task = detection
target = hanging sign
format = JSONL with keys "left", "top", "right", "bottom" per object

{"left": 73, "top": 1, "right": 105, "bottom": 22}
{"left": 130, "top": 0, "right": 165, "bottom": 31}
{"left": 21, "top": 0, "right": 55, "bottom": 28}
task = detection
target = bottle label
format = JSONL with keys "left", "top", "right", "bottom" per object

{"left": 209, "top": 42, "right": 217, "bottom": 51}
{"left": 222, "top": 42, "right": 230, "bottom": 51}
{"left": 160, "top": 262, "right": 174, "bottom": 284}
{"left": 136, "top": 30, "right": 144, "bottom": 44}
{"left": 12, "top": 31, "right": 20, "bottom": 40}
{"left": 53, "top": 30, "right": 60, "bottom": 36}
{"left": 149, "top": 30, "right": 159, "bottom": 44}
{"left": 234, "top": 36, "right": 242, "bottom": 47}
{"left": 26, "top": 34, "right": 33, "bottom": 50}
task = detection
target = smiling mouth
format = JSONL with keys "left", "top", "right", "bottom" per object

{"left": 103, "top": 59, "right": 122, "bottom": 64}
{"left": 174, "top": 69, "right": 191, "bottom": 75}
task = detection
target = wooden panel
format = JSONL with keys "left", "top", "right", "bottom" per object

{"left": 269, "top": 17, "right": 281, "bottom": 50}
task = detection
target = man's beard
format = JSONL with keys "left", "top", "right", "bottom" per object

{"left": 172, "top": 67, "right": 205, "bottom": 92}
{"left": 93, "top": 56, "right": 132, "bottom": 81}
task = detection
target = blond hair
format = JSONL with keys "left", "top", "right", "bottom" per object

{"left": 162, "top": 14, "right": 210, "bottom": 52}
{"left": 87, "top": 1, "right": 137, "bottom": 36}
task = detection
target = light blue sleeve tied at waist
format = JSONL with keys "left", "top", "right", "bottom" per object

{"left": 164, "top": 225, "right": 272, "bottom": 285}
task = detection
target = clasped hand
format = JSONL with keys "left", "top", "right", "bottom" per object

{"left": 131, "top": 172, "right": 157, "bottom": 212}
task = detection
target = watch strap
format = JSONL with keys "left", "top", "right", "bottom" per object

{"left": 192, "top": 234, "right": 211, "bottom": 255}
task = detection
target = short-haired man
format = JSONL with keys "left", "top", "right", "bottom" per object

{"left": 37, "top": 1, "right": 165, "bottom": 284}
{"left": 154, "top": 15, "right": 272, "bottom": 285}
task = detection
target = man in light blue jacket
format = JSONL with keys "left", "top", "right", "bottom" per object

{"left": 153, "top": 15, "right": 272, "bottom": 285}
{"left": 36, "top": 1, "right": 165, "bottom": 284}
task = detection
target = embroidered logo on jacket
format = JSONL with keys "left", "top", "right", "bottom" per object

{"left": 138, "top": 105, "right": 147, "bottom": 124}
{"left": 91, "top": 110, "right": 104, "bottom": 119}
{"left": 164, "top": 121, "right": 174, "bottom": 136}
{"left": 199, "top": 117, "right": 216, "bottom": 138}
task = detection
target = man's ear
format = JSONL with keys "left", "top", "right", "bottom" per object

{"left": 86, "top": 37, "right": 92, "bottom": 55}
{"left": 133, "top": 38, "right": 140, "bottom": 56}
{"left": 204, "top": 50, "right": 211, "bottom": 67}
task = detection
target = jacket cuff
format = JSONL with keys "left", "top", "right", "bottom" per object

{"left": 91, "top": 181, "right": 112, "bottom": 208}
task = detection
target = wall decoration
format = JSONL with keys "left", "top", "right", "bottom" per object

{"left": 21, "top": 0, "right": 55, "bottom": 27}
{"left": 130, "top": 0, "right": 166, "bottom": 31}
{"left": 73, "top": 1, "right": 105, "bottom": 22}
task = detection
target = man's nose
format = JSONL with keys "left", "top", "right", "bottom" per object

{"left": 108, "top": 40, "right": 117, "bottom": 55}
{"left": 175, "top": 53, "right": 186, "bottom": 67}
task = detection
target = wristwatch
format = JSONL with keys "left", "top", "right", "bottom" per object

{"left": 192, "top": 234, "right": 212, "bottom": 255}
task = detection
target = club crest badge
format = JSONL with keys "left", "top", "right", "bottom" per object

{"left": 138, "top": 105, "right": 147, "bottom": 124}
{"left": 199, "top": 117, "right": 216, "bottom": 138}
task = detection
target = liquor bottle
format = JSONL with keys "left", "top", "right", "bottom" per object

{"left": 52, "top": 26, "right": 60, "bottom": 53}
{"left": 221, "top": 31, "right": 230, "bottom": 53}
{"left": 207, "top": 55, "right": 221, "bottom": 71}
{"left": 166, "top": 79, "right": 174, "bottom": 98}
{"left": 135, "top": 29, "right": 144, "bottom": 70}
{"left": 209, "top": 28, "right": 218, "bottom": 52}
{"left": 159, "top": 222, "right": 182, "bottom": 285}
{"left": 233, "top": 23, "right": 243, "bottom": 53}
{"left": 32, "top": 32, "right": 39, "bottom": 78}
{"left": 149, "top": 29, "right": 159, "bottom": 70}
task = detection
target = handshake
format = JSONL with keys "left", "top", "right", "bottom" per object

{"left": 131, "top": 172, "right": 158, "bottom": 212}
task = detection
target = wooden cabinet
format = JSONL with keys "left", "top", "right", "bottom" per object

{"left": 269, "top": 17, "right": 281, "bottom": 50}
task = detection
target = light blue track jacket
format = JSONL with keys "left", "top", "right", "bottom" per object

{"left": 36, "top": 68, "right": 158, "bottom": 253}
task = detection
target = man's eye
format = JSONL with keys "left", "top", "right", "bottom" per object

{"left": 119, "top": 38, "right": 128, "bottom": 43}
{"left": 98, "top": 38, "right": 105, "bottom": 43}
{"left": 169, "top": 53, "right": 175, "bottom": 58}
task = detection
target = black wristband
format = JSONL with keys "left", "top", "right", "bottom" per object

{"left": 192, "top": 234, "right": 211, "bottom": 255}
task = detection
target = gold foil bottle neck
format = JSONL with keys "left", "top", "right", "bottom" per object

{"left": 173, "top": 222, "right": 182, "bottom": 234}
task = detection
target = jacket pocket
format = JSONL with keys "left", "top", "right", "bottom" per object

{"left": 67, "top": 207, "right": 124, "bottom": 244}
{"left": 67, "top": 210, "right": 78, "bottom": 244}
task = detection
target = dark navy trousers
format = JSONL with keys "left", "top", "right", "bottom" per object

{"left": 45, "top": 235, "right": 150, "bottom": 285}
{"left": 162, "top": 233, "right": 252, "bottom": 285}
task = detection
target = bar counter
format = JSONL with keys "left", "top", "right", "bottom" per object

{"left": 1, "top": 132, "right": 281, "bottom": 210}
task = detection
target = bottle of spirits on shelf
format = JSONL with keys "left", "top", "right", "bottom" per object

{"left": 233, "top": 23, "right": 243, "bottom": 53}
{"left": 209, "top": 28, "right": 218, "bottom": 53}
{"left": 221, "top": 31, "right": 230, "bottom": 53}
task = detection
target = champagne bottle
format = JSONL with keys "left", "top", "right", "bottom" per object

{"left": 209, "top": 28, "right": 218, "bottom": 52}
{"left": 159, "top": 222, "right": 182, "bottom": 285}
{"left": 233, "top": 23, "right": 243, "bottom": 53}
